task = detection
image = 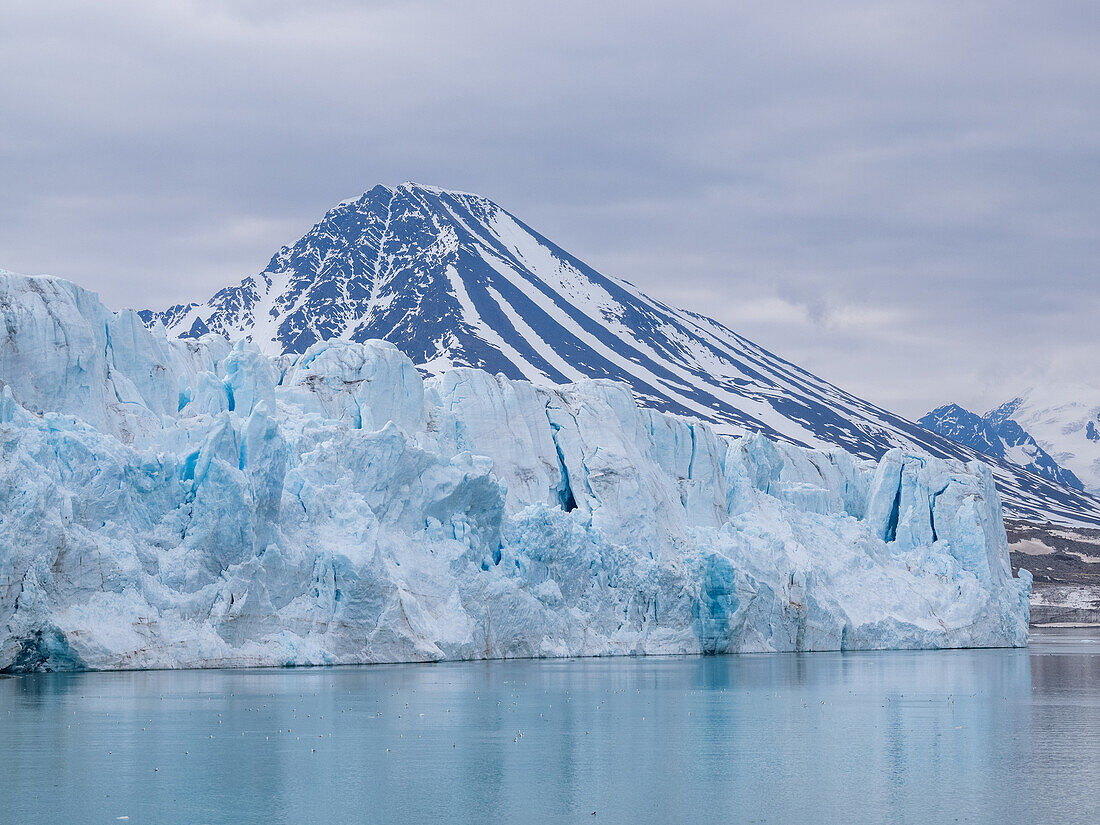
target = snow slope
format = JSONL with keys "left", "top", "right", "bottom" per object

{"left": 140, "top": 183, "right": 1100, "bottom": 527}
{"left": 0, "top": 270, "right": 1030, "bottom": 670}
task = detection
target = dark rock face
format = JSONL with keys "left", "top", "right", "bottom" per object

{"left": 1007, "top": 520, "right": 1100, "bottom": 626}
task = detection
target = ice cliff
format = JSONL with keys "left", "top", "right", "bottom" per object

{"left": 0, "top": 271, "right": 1031, "bottom": 671}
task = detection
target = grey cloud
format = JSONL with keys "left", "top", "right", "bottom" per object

{"left": 1, "top": 1, "right": 1097, "bottom": 418}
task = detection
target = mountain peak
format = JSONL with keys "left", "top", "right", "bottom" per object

{"left": 333, "top": 183, "right": 393, "bottom": 208}
{"left": 398, "top": 181, "right": 483, "bottom": 197}
{"left": 140, "top": 187, "right": 1100, "bottom": 525}
{"left": 334, "top": 182, "right": 488, "bottom": 210}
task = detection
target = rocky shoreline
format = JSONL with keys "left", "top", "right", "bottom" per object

{"left": 1008, "top": 520, "right": 1100, "bottom": 626}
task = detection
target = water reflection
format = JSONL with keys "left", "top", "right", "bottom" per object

{"left": 2, "top": 631, "right": 1097, "bottom": 825}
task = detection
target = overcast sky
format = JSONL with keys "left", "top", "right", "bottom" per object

{"left": 2, "top": 1, "right": 1097, "bottom": 418}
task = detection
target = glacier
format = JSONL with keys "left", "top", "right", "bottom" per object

{"left": 0, "top": 271, "right": 1031, "bottom": 671}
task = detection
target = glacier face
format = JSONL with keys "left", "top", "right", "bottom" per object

{"left": 1, "top": 271, "right": 1030, "bottom": 671}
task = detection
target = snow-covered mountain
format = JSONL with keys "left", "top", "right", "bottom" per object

{"left": 918, "top": 403, "right": 1084, "bottom": 491}
{"left": 922, "top": 388, "right": 1100, "bottom": 497}
{"left": 140, "top": 182, "right": 1100, "bottom": 526}
{"left": 990, "top": 386, "right": 1100, "bottom": 496}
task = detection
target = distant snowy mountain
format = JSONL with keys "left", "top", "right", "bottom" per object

{"left": 140, "top": 182, "right": 1100, "bottom": 526}
{"left": 918, "top": 403, "right": 1084, "bottom": 491}
{"left": 990, "top": 386, "right": 1100, "bottom": 495}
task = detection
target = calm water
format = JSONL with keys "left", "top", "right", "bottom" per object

{"left": 3, "top": 630, "right": 1099, "bottom": 825}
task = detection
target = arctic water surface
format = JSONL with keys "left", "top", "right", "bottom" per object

{"left": 3, "top": 630, "right": 1099, "bottom": 825}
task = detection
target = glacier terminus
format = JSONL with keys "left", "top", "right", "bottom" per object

{"left": 0, "top": 270, "right": 1030, "bottom": 671}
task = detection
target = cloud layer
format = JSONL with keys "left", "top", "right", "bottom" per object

{"left": 2, "top": 1, "right": 1097, "bottom": 417}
